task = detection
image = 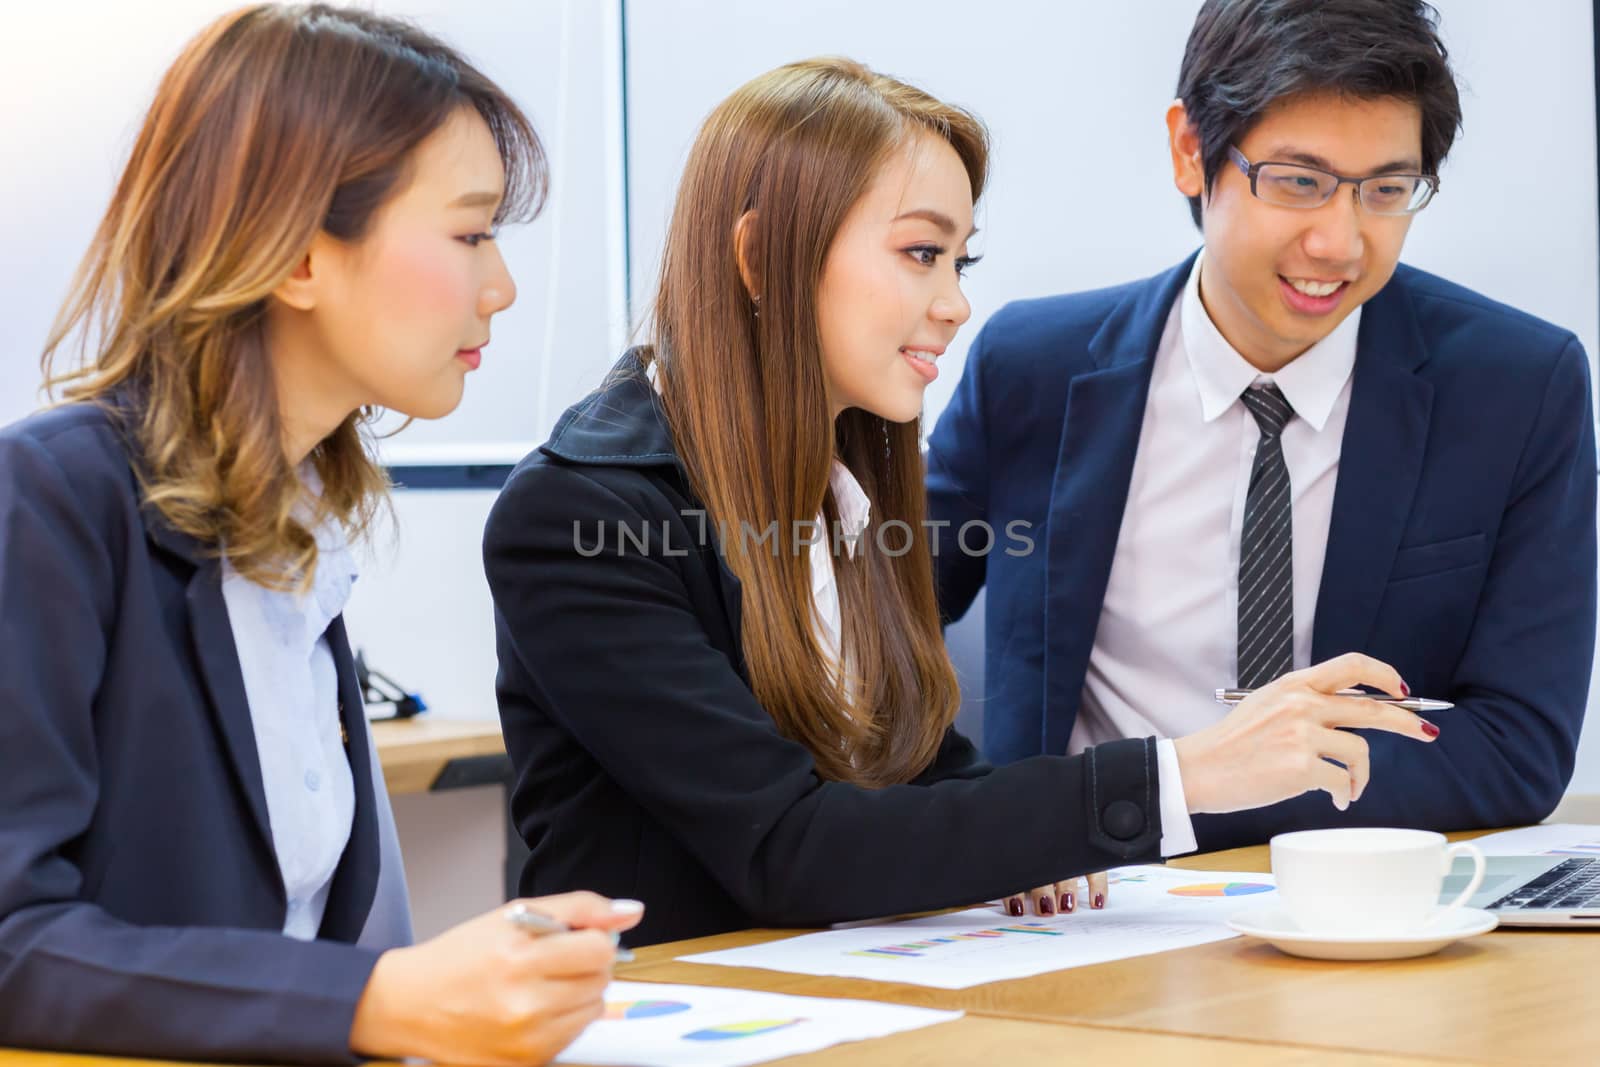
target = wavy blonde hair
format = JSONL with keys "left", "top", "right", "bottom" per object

{"left": 648, "top": 58, "right": 988, "bottom": 787}
{"left": 41, "top": 3, "right": 546, "bottom": 587}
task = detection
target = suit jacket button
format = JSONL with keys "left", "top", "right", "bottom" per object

{"left": 1102, "top": 799, "right": 1145, "bottom": 841}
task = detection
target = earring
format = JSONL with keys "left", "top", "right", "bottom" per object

{"left": 752, "top": 294, "right": 761, "bottom": 318}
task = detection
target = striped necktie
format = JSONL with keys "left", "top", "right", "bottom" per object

{"left": 1237, "top": 383, "right": 1296, "bottom": 688}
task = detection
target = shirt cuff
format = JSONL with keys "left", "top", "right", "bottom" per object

{"left": 1155, "top": 738, "right": 1198, "bottom": 857}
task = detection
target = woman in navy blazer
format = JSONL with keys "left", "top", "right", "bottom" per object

{"left": 484, "top": 59, "right": 1436, "bottom": 949}
{"left": 0, "top": 6, "right": 638, "bottom": 1064}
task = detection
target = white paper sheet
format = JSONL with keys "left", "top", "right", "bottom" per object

{"left": 1467, "top": 823, "right": 1600, "bottom": 857}
{"left": 678, "top": 865, "right": 1275, "bottom": 989}
{"left": 554, "top": 980, "right": 961, "bottom": 1067}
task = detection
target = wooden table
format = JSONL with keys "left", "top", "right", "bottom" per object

{"left": 0, "top": 1020, "right": 1443, "bottom": 1067}
{"left": 4, "top": 829, "right": 1588, "bottom": 1065}
{"left": 616, "top": 829, "right": 1597, "bottom": 1064}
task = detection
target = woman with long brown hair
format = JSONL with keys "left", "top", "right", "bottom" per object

{"left": 484, "top": 57, "right": 1436, "bottom": 947}
{"left": 0, "top": 5, "right": 639, "bottom": 1063}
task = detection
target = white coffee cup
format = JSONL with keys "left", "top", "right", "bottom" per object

{"left": 1269, "top": 827, "right": 1486, "bottom": 935}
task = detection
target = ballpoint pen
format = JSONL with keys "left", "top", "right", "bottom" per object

{"left": 505, "top": 902, "right": 636, "bottom": 963}
{"left": 1214, "top": 688, "right": 1454, "bottom": 713}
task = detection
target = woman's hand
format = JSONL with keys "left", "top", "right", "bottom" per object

{"left": 1002, "top": 872, "right": 1109, "bottom": 917}
{"left": 349, "top": 891, "right": 645, "bottom": 1066}
{"left": 1174, "top": 653, "right": 1439, "bottom": 814}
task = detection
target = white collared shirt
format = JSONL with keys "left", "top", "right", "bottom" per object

{"left": 218, "top": 481, "right": 409, "bottom": 943}
{"left": 809, "top": 461, "right": 872, "bottom": 684}
{"left": 1072, "top": 252, "right": 1361, "bottom": 844}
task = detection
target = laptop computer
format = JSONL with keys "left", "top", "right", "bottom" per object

{"left": 1446, "top": 856, "right": 1600, "bottom": 926}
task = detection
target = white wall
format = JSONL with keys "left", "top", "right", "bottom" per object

{"left": 3, "top": 1, "right": 228, "bottom": 422}
{"left": 0, "top": 1, "right": 628, "bottom": 444}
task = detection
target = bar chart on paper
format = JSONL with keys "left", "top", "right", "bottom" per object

{"left": 680, "top": 866, "right": 1278, "bottom": 988}
{"left": 1167, "top": 881, "right": 1275, "bottom": 898}
{"left": 847, "top": 918, "right": 1065, "bottom": 960}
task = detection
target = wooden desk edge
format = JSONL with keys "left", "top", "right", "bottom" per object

{"left": 0, "top": 1016, "right": 1451, "bottom": 1067}
{"left": 371, "top": 716, "right": 507, "bottom": 795}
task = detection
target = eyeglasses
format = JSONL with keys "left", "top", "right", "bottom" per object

{"left": 1227, "top": 146, "right": 1439, "bottom": 216}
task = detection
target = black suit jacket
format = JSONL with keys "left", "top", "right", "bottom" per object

{"left": 483, "top": 351, "right": 1165, "bottom": 947}
{"left": 0, "top": 401, "right": 383, "bottom": 1063}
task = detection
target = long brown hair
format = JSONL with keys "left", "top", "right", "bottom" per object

{"left": 41, "top": 3, "right": 545, "bottom": 587}
{"left": 646, "top": 58, "right": 988, "bottom": 787}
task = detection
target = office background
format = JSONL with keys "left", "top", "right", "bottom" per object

{"left": 4, "top": 0, "right": 1598, "bottom": 929}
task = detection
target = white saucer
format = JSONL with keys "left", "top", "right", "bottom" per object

{"left": 1227, "top": 906, "right": 1498, "bottom": 961}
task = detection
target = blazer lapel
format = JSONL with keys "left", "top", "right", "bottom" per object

{"left": 137, "top": 457, "right": 378, "bottom": 940}
{"left": 146, "top": 510, "right": 381, "bottom": 937}
{"left": 177, "top": 549, "right": 279, "bottom": 870}
{"left": 317, "top": 616, "right": 380, "bottom": 942}
{"left": 1041, "top": 256, "right": 1195, "bottom": 755}
{"left": 128, "top": 426, "right": 280, "bottom": 874}
{"left": 1312, "top": 273, "right": 1434, "bottom": 661}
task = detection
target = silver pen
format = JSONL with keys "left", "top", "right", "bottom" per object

{"left": 1214, "top": 687, "right": 1454, "bottom": 713}
{"left": 505, "top": 902, "right": 635, "bottom": 963}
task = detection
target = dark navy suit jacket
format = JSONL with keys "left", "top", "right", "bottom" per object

{"left": 928, "top": 253, "right": 1598, "bottom": 849}
{"left": 0, "top": 401, "right": 384, "bottom": 1062}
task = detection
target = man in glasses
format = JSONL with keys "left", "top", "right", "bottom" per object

{"left": 929, "top": 0, "right": 1596, "bottom": 853}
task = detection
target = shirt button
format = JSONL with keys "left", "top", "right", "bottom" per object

{"left": 304, "top": 769, "right": 321, "bottom": 792}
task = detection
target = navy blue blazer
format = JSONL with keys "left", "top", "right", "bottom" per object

{"left": 928, "top": 253, "right": 1598, "bottom": 849}
{"left": 0, "top": 401, "right": 384, "bottom": 1063}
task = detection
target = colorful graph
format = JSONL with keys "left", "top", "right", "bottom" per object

{"left": 848, "top": 920, "right": 1063, "bottom": 959}
{"left": 683, "top": 1018, "right": 805, "bottom": 1041}
{"left": 1108, "top": 872, "right": 1148, "bottom": 884}
{"left": 1168, "top": 881, "right": 1274, "bottom": 898}
{"left": 1542, "top": 842, "right": 1600, "bottom": 857}
{"left": 604, "top": 999, "right": 691, "bottom": 1020}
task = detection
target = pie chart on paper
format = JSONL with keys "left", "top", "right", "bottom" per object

{"left": 1168, "top": 881, "right": 1275, "bottom": 898}
{"left": 604, "top": 999, "right": 692, "bottom": 1020}
{"left": 683, "top": 1018, "right": 806, "bottom": 1041}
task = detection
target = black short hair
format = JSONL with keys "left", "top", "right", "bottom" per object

{"left": 1175, "top": 0, "right": 1462, "bottom": 228}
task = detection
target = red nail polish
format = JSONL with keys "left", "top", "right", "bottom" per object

{"left": 1008, "top": 898, "right": 1024, "bottom": 917}
{"left": 1038, "top": 895, "right": 1055, "bottom": 915}
{"left": 1421, "top": 720, "right": 1440, "bottom": 738}
{"left": 1401, "top": 681, "right": 1411, "bottom": 697}
{"left": 1061, "top": 892, "right": 1075, "bottom": 913}
{"left": 1093, "top": 893, "right": 1105, "bottom": 909}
